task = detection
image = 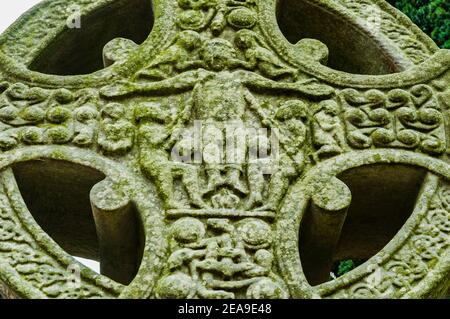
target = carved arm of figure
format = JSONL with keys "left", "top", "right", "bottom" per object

{"left": 227, "top": 0, "right": 256, "bottom": 7}
{"left": 137, "top": 30, "right": 205, "bottom": 79}
{"left": 234, "top": 30, "right": 298, "bottom": 79}
{"left": 227, "top": 57, "right": 254, "bottom": 70}
{"left": 100, "top": 69, "right": 208, "bottom": 98}
{"left": 239, "top": 49, "right": 258, "bottom": 70}
{"left": 243, "top": 89, "right": 269, "bottom": 121}
{"left": 249, "top": 45, "right": 298, "bottom": 79}
{"left": 239, "top": 70, "right": 335, "bottom": 99}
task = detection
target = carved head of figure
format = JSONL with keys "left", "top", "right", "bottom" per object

{"left": 234, "top": 29, "right": 257, "bottom": 50}
{"left": 176, "top": 30, "right": 203, "bottom": 51}
{"left": 200, "top": 39, "right": 237, "bottom": 71}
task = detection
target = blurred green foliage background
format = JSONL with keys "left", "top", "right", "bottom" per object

{"left": 387, "top": 0, "right": 449, "bottom": 49}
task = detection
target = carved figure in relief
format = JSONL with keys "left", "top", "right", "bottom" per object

{"left": 312, "top": 100, "right": 345, "bottom": 159}
{"left": 101, "top": 39, "right": 333, "bottom": 115}
{"left": 136, "top": 102, "right": 206, "bottom": 209}
{"left": 137, "top": 31, "right": 204, "bottom": 80}
{"left": 101, "top": 38, "right": 333, "bottom": 200}
{"left": 246, "top": 130, "right": 272, "bottom": 209}
{"left": 248, "top": 100, "right": 308, "bottom": 211}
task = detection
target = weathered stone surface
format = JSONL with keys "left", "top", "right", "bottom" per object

{"left": 0, "top": 0, "right": 448, "bottom": 299}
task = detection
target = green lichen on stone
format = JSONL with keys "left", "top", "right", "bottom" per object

{"left": 0, "top": 0, "right": 448, "bottom": 299}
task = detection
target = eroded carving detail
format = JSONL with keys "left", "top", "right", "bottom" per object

{"left": 0, "top": 0, "right": 448, "bottom": 299}
{"left": 338, "top": 0, "right": 435, "bottom": 64}
{"left": 0, "top": 173, "right": 120, "bottom": 299}
{"left": 101, "top": 32, "right": 332, "bottom": 214}
{"left": 1, "top": 0, "right": 95, "bottom": 63}
{"left": 340, "top": 85, "right": 447, "bottom": 155}
{"left": 0, "top": 83, "right": 136, "bottom": 155}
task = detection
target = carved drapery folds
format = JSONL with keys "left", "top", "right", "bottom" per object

{"left": 0, "top": 0, "right": 448, "bottom": 299}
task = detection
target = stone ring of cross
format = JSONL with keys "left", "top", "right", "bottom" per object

{"left": 0, "top": 0, "right": 447, "bottom": 299}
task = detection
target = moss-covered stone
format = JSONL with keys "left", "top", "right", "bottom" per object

{"left": 0, "top": 0, "right": 448, "bottom": 299}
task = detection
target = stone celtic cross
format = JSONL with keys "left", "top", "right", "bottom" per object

{"left": 0, "top": 0, "right": 448, "bottom": 299}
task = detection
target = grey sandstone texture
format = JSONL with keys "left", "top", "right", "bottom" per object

{"left": 0, "top": 0, "right": 448, "bottom": 299}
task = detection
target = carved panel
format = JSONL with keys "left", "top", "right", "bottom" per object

{"left": 0, "top": 0, "right": 447, "bottom": 299}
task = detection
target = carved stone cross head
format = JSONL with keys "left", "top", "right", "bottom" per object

{"left": 0, "top": 0, "right": 448, "bottom": 299}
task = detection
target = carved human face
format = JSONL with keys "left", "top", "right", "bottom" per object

{"left": 201, "top": 40, "right": 237, "bottom": 71}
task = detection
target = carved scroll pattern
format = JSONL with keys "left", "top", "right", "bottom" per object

{"left": 0, "top": 0, "right": 96, "bottom": 63}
